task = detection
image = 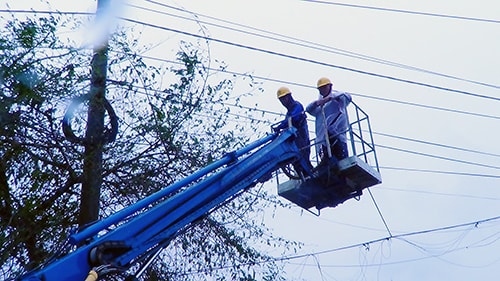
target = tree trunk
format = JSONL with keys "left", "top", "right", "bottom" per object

{"left": 78, "top": 0, "right": 109, "bottom": 227}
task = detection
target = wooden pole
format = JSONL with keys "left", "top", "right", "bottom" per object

{"left": 78, "top": 0, "right": 110, "bottom": 227}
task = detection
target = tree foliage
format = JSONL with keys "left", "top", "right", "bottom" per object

{"left": 0, "top": 13, "right": 299, "bottom": 280}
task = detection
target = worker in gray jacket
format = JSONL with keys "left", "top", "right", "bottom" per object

{"left": 306, "top": 77, "right": 352, "bottom": 163}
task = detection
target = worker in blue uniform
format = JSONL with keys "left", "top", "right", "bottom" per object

{"left": 306, "top": 77, "right": 352, "bottom": 164}
{"left": 274, "top": 86, "right": 313, "bottom": 176}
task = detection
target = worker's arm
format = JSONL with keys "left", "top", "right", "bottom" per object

{"left": 288, "top": 103, "right": 306, "bottom": 126}
{"left": 275, "top": 106, "right": 306, "bottom": 131}
{"left": 305, "top": 99, "right": 321, "bottom": 116}
{"left": 332, "top": 91, "right": 352, "bottom": 107}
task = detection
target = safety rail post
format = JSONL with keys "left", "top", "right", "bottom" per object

{"left": 356, "top": 103, "right": 379, "bottom": 170}
{"left": 365, "top": 114, "right": 380, "bottom": 173}
{"left": 357, "top": 105, "right": 369, "bottom": 163}
{"left": 347, "top": 101, "right": 379, "bottom": 171}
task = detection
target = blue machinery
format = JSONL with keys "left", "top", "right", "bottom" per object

{"left": 21, "top": 102, "right": 381, "bottom": 281}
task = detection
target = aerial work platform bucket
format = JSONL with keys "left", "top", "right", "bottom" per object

{"left": 277, "top": 101, "right": 382, "bottom": 211}
{"left": 278, "top": 155, "right": 381, "bottom": 210}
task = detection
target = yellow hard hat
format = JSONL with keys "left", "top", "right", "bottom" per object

{"left": 317, "top": 77, "right": 332, "bottom": 88}
{"left": 277, "top": 86, "right": 291, "bottom": 98}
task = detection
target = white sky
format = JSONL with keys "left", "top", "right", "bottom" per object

{"left": 4, "top": 1, "right": 500, "bottom": 280}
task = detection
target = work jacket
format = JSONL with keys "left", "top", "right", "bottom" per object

{"left": 306, "top": 90, "right": 352, "bottom": 148}
{"left": 276, "top": 101, "right": 307, "bottom": 131}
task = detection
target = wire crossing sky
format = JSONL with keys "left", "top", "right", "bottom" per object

{"left": 301, "top": 0, "right": 500, "bottom": 24}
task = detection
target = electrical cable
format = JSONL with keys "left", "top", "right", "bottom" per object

{"left": 379, "top": 166, "right": 500, "bottom": 178}
{"left": 165, "top": 215, "right": 500, "bottom": 276}
{"left": 367, "top": 188, "right": 392, "bottom": 237}
{"left": 3, "top": 6, "right": 500, "bottom": 105}
{"left": 2, "top": 8, "right": 499, "bottom": 106}
{"left": 377, "top": 186, "right": 500, "bottom": 201}
{"left": 0, "top": 9, "right": 92, "bottom": 16}
{"left": 115, "top": 83, "right": 500, "bottom": 174}
{"left": 373, "top": 131, "right": 500, "bottom": 158}
{"left": 137, "top": 0, "right": 500, "bottom": 90}
{"left": 301, "top": 0, "right": 500, "bottom": 24}
{"left": 377, "top": 144, "right": 500, "bottom": 171}
{"left": 119, "top": 17, "right": 500, "bottom": 102}
{"left": 274, "top": 215, "right": 500, "bottom": 262}
{"left": 139, "top": 52, "right": 500, "bottom": 122}
{"left": 116, "top": 51, "right": 500, "bottom": 121}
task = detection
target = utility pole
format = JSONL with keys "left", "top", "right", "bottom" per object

{"left": 78, "top": 0, "right": 110, "bottom": 227}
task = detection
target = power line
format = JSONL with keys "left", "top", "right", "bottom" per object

{"left": 301, "top": 0, "right": 500, "bottom": 24}
{"left": 377, "top": 144, "right": 500, "bottom": 171}
{"left": 378, "top": 186, "right": 500, "bottom": 201}
{"left": 113, "top": 50, "right": 500, "bottom": 122}
{"left": 123, "top": 79, "right": 498, "bottom": 162}
{"left": 367, "top": 187, "right": 392, "bottom": 237}
{"left": 177, "top": 212, "right": 500, "bottom": 275}
{"left": 380, "top": 166, "right": 500, "bottom": 179}
{"left": 288, "top": 237, "right": 500, "bottom": 268}
{"left": 3, "top": 8, "right": 500, "bottom": 102}
{"left": 84, "top": 47, "right": 500, "bottom": 179}
{"left": 118, "top": 82, "right": 500, "bottom": 174}
{"left": 353, "top": 92, "right": 500, "bottom": 120}
{"left": 119, "top": 17, "right": 500, "bottom": 103}
{"left": 169, "top": 215, "right": 500, "bottom": 276}
{"left": 131, "top": 51, "right": 500, "bottom": 121}
{"left": 275, "top": 215, "right": 500, "bottom": 261}
{"left": 373, "top": 131, "right": 500, "bottom": 158}
{"left": 5, "top": 6, "right": 500, "bottom": 95}
{"left": 136, "top": 0, "right": 500, "bottom": 90}
{"left": 0, "top": 9, "right": 92, "bottom": 16}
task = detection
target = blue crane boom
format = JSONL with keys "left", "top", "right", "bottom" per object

{"left": 21, "top": 128, "right": 312, "bottom": 281}
{"left": 21, "top": 101, "right": 381, "bottom": 281}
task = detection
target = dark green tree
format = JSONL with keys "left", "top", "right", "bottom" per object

{"left": 0, "top": 13, "right": 299, "bottom": 281}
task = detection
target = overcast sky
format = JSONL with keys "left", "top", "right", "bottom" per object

{"left": 4, "top": 1, "right": 500, "bottom": 280}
